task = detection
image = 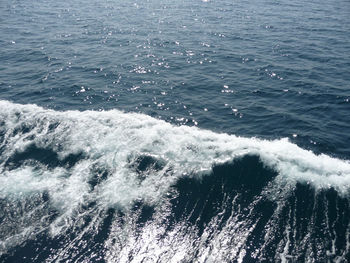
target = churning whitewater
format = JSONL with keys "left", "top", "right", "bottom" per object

{"left": 1, "top": 100, "right": 350, "bottom": 262}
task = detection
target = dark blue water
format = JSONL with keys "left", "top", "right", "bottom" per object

{"left": 1, "top": 0, "right": 350, "bottom": 262}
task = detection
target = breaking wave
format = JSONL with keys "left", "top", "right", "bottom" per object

{"left": 1, "top": 100, "right": 350, "bottom": 262}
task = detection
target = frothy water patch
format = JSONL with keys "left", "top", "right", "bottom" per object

{"left": 0, "top": 100, "right": 350, "bottom": 260}
{"left": 1, "top": 100, "right": 349, "bottom": 202}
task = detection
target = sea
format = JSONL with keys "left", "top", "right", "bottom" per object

{"left": 0, "top": 0, "right": 350, "bottom": 262}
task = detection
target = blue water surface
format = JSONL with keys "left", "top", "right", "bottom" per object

{"left": 1, "top": 1, "right": 350, "bottom": 261}
{"left": 1, "top": 0, "right": 349, "bottom": 157}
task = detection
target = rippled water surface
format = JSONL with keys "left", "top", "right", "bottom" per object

{"left": 1, "top": 0, "right": 350, "bottom": 262}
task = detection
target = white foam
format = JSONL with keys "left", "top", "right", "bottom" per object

{"left": 0, "top": 99, "right": 350, "bottom": 217}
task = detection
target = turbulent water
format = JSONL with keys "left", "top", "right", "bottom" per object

{"left": 1, "top": 0, "right": 350, "bottom": 262}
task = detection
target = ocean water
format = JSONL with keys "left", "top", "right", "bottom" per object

{"left": 0, "top": 0, "right": 350, "bottom": 262}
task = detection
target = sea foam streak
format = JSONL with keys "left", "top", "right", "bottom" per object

{"left": 0, "top": 99, "right": 350, "bottom": 214}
